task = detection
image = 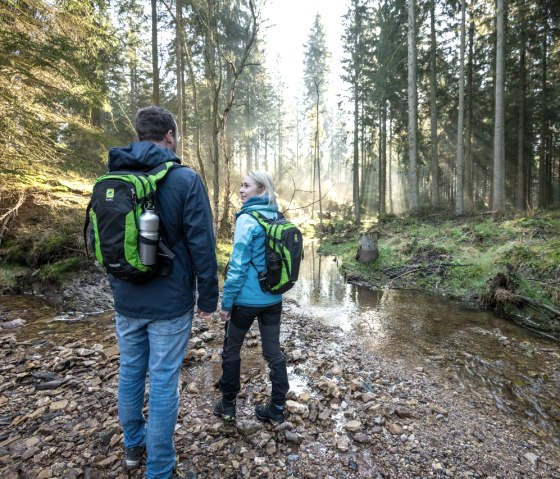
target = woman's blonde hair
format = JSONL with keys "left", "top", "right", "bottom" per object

{"left": 248, "top": 170, "right": 276, "bottom": 205}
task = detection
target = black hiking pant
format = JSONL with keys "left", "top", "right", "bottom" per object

{"left": 218, "top": 302, "right": 289, "bottom": 405}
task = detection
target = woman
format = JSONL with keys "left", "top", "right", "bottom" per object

{"left": 213, "top": 171, "right": 289, "bottom": 423}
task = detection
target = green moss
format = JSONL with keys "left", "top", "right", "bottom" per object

{"left": 0, "top": 264, "right": 29, "bottom": 288}
{"left": 37, "top": 256, "right": 83, "bottom": 285}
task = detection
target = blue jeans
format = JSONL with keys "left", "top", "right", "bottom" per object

{"left": 115, "top": 310, "right": 193, "bottom": 479}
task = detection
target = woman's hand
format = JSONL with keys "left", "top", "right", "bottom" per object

{"left": 219, "top": 309, "right": 231, "bottom": 321}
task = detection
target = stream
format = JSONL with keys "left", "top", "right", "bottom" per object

{"left": 287, "top": 242, "right": 560, "bottom": 445}
{"left": 2, "top": 242, "right": 559, "bottom": 446}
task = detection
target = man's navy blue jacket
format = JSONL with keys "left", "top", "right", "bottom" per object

{"left": 106, "top": 141, "right": 218, "bottom": 319}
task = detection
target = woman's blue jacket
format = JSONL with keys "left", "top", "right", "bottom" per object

{"left": 221, "top": 196, "right": 282, "bottom": 311}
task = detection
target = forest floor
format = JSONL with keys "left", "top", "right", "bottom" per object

{"left": 1, "top": 267, "right": 560, "bottom": 479}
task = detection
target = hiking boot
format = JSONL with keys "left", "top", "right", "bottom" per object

{"left": 255, "top": 400, "right": 285, "bottom": 423}
{"left": 123, "top": 444, "right": 145, "bottom": 469}
{"left": 213, "top": 397, "right": 236, "bottom": 421}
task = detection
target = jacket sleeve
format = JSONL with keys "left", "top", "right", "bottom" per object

{"left": 182, "top": 173, "right": 219, "bottom": 312}
{"left": 221, "top": 214, "right": 260, "bottom": 311}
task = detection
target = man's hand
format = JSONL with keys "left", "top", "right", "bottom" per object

{"left": 219, "top": 309, "right": 231, "bottom": 321}
{"left": 196, "top": 308, "right": 214, "bottom": 319}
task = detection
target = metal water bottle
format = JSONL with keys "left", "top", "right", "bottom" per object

{"left": 138, "top": 205, "right": 159, "bottom": 266}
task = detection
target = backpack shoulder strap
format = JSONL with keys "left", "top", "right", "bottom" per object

{"left": 245, "top": 209, "right": 282, "bottom": 225}
{"left": 145, "top": 161, "right": 179, "bottom": 184}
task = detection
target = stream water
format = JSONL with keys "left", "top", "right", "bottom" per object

{"left": 2, "top": 241, "right": 559, "bottom": 445}
{"left": 287, "top": 242, "right": 560, "bottom": 444}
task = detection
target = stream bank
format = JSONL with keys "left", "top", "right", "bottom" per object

{"left": 317, "top": 211, "right": 560, "bottom": 339}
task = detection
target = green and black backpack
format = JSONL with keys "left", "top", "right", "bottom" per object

{"left": 245, "top": 210, "right": 304, "bottom": 294}
{"left": 83, "top": 161, "right": 177, "bottom": 284}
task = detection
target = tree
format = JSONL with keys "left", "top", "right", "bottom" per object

{"left": 0, "top": 0, "right": 115, "bottom": 173}
{"left": 407, "top": 0, "right": 419, "bottom": 210}
{"left": 303, "top": 13, "right": 330, "bottom": 222}
{"left": 342, "top": 1, "right": 365, "bottom": 224}
{"left": 492, "top": 0, "right": 505, "bottom": 212}
{"left": 429, "top": 0, "right": 439, "bottom": 206}
{"left": 151, "top": 0, "right": 160, "bottom": 105}
{"left": 455, "top": 0, "right": 466, "bottom": 214}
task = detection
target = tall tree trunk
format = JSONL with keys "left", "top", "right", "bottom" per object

{"left": 182, "top": 29, "right": 207, "bottom": 188}
{"left": 464, "top": 1, "right": 474, "bottom": 211}
{"left": 353, "top": 78, "right": 360, "bottom": 225}
{"left": 538, "top": 9, "right": 549, "bottom": 208}
{"left": 492, "top": 0, "right": 505, "bottom": 212}
{"left": 218, "top": 0, "right": 258, "bottom": 235}
{"left": 175, "top": 0, "right": 184, "bottom": 158}
{"left": 264, "top": 129, "right": 269, "bottom": 171}
{"left": 516, "top": 43, "right": 526, "bottom": 210}
{"left": 316, "top": 82, "right": 323, "bottom": 234}
{"left": 407, "top": 0, "right": 419, "bottom": 211}
{"left": 278, "top": 118, "right": 284, "bottom": 178}
{"left": 245, "top": 88, "right": 252, "bottom": 173}
{"left": 389, "top": 115, "right": 393, "bottom": 213}
{"left": 206, "top": 16, "right": 220, "bottom": 231}
{"left": 151, "top": 0, "right": 159, "bottom": 106}
{"left": 379, "top": 101, "right": 387, "bottom": 215}
{"left": 455, "top": 0, "right": 466, "bottom": 214}
{"left": 130, "top": 54, "right": 137, "bottom": 117}
{"left": 360, "top": 100, "right": 366, "bottom": 210}
{"left": 352, "top": 3, "right": 361, "bottom": 225}
{"left": 429, "top": 0, "right": 439, "bottom": 206}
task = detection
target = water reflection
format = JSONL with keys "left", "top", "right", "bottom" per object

{"left": 287, "top": 241, "right": 560, "bottom": 444}
{"left": 288, "top": 241, "right": 383, "bottom": 331}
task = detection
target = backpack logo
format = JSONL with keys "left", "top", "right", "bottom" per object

{"left": 105, "top": 188, "right": 115, "bottom": 201}
{"left": 246, "top": 211, "right": 304, "bottom": 294}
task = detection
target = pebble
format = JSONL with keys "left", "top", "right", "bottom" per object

{"left": 345, "top": 420, "right": 362, "bottom": 432}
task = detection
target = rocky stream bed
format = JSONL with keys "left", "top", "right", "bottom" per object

{"left": 1, "top": 268, "right": 559, "bottom": 479}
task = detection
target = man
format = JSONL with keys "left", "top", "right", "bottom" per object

{"left": 107, "top": 107, "right": 218, "bottom": 479}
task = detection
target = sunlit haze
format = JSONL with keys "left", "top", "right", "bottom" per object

{"left": 261, "top": 0, "right": 347, "bottom": 103}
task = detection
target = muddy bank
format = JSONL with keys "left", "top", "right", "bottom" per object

{"left": 1, "top": 285, "right": 559, "bottom": 478}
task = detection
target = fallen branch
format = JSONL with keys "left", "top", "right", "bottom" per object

{"left": 387, "top": 263, "right": 472, "bottom": 284}
{"left": 0, "top": 191, "right": 25, "bottom": 247}
{"left": 513, "top": 294, "right": 560, "bottom": 319}
{"left": 525, "top": 277, "right": 560, "bottom": 287}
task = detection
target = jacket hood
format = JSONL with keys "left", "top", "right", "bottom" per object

{"left": 237, "top": 195, "right": 278, "bottom": 217}
{"left": 108, "top": 141, "right": 181, "bottom": 171}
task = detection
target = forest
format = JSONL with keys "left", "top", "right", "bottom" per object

{"left": 1, "top": 0, "right": 560, "bottom": 326}
{"left": 1, "top": 0, "right": 560, "bottom": 230}
{"left": 2, "top": 3, "right": 560, "bottom": 478}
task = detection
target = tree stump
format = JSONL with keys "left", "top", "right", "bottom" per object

{"left": 356, "top": 231, "right": 379, "bottom": 263}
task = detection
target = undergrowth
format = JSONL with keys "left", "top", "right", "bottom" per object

{"left": 318, "top": 210, "right": 560, "bottom": 336}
